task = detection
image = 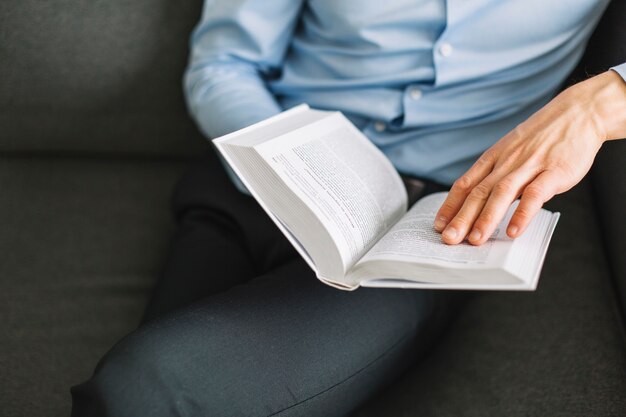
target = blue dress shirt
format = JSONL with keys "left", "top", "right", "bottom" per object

{"left": 184, "top": 0, "right": 624, "bottom": 187}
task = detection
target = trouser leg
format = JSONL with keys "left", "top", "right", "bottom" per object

{"left": 71, "top": 150, "right": 463, "bottom": 417}
{"left": 72, "top": 258, "right": 458, "bottom": 417}
{"left": 142, "top": 150, "right": 297, "bottom": 322}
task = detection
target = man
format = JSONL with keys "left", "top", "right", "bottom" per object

{"left": 72, "top": 1, "right": 626, "bottom": 416}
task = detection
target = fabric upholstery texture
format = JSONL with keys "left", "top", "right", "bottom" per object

{"left": 2, "top": 157, "right": 625, "bottom": 416}
{"left": 0, "top": 0, "right": 205, "bottom": 156}
{"left": 354, "top": 180, "right": 626, "bottom": 417}
{"left": 592, "top": 141, "right": 626, "bottom": 323}
{"left": 1, "top": 0, "right": 625, "bottom": 415}
{"left": 579, "top": 0, "right": 626, "bottom": 323}
{"left": 1, "top": 157, "right": 187, "bottom": 416}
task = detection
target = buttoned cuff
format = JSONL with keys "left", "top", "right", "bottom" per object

{"left": 610, "top": 62, "right": 626, "bottom": 83}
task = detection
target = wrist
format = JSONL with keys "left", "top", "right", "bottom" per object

{"left": 581, "top": 70, "right": 626, "bottom": 142}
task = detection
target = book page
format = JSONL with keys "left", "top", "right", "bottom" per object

{"left": 254, "top": 112, "right": 407, "bottom": 271}
{"left": 357, "top": 192, "right": 512, "bottom": 269}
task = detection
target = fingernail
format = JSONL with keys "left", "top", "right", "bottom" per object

{"left": 508, "top": 225, "right": 519, "bottom": 236}
{"left": 434, "top": 216, "right": 447, "bottom": 231}
{"left": 443, "top": 227, "right": 458, "bottom": 241}
{"left": 469, "top": 229, "right": 482, "bottom": 242}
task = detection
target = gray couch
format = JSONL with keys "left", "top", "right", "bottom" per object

{"left": 1, "top": 1, "right": 625, "bottom": 416}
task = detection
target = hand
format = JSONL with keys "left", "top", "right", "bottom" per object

{"left": 434, "top": 70, "right": 626, "bottom": 246}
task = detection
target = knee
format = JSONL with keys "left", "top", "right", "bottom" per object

{"left": 71, "top": 323, "right": 193, "bottom": 417}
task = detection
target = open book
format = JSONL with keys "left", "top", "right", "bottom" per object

{"left": 214, "top": 105, "right": 560, "bottom": 291}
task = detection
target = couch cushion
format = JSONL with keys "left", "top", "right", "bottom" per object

{"left": 3, "top": 156, "right": 625, "bottom": 417}
{"left": 578, "top": 0, "right": 626, "bottom": 323}
{"left": 354, "top": 179, "right": 626, "bottom": 417}
{"left": 0, "top": 156, "right": 188, "bottom": 417}
{"left": 0, "top": 0, "right": 206, "bottom": 156}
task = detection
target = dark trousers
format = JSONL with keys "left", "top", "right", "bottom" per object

{"left": 71, "top": 150, "right": 462, "bottom": 417}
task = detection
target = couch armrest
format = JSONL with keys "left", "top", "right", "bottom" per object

{"left": 570, "top": 0, "right": 626, "bottom": 327}
{"left": 591, "top": 140, "right": 626, "bottom": 324}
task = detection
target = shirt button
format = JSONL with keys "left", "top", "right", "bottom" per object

{"left": 408, "top": 86, "right": 422, "bottom": 101}
{"left": 438, "top": 42, "right": 453, "bottom": 57}
{"left": 374, "top": 121, "right": 386, "bottom": 132}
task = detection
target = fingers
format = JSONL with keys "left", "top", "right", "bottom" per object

{"left": 434, "top": 152, "right": 495, "bottom": 232}
{"left": 465, "top": 171, "right": 534, "bottom": 245}
{"left": 440, "top": 169, "right": 558, "bottom": 246}
{"left": 506, "top": 171, "right": 558, "bottom": 238}
{"left": 440, "top": 168, "right": 530, "bottom": 245}
{"left": 440, "top": 180, "right": 493, "bottom": 245}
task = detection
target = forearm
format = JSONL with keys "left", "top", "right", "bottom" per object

{"left": 183, "top": 0, "right": 303, "bottom": 138}
{"left": 182, "top": 0, "right": 303, "bottom": 193}
{"left": 184, "top": 63, "right": 283, "bottom": 195}
{"left": 184, "top": 61, "right": 282, "bottom": 139}
{"left": 566, "top": 66, "right": 626, "bottom": 143}
{"left": 595, "top": 67, "right": 626, "bottom": 141}
{"left": 435, "top": 64, "right": 626, "bottom": 246}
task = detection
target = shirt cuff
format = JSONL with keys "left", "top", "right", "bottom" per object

{"left": 610, "top": 63, "right": 626, "bottom": 83}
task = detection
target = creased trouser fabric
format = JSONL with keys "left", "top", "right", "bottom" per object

{"left": 71, "top": 149, "right": 463, "bottom": 417}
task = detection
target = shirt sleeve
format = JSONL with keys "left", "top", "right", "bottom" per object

{"left": 184, "top": 0, "right": 303, "bottom": 138}
{"left": 183, "top": 0, "right": 304, "bottom": 192}
{"left": 610, "top": 63, "right": 626, "bottom": 83}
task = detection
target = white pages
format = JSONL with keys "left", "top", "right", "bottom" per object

{"left": 214, "top": 105, "right": 560, "bottom": 291}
